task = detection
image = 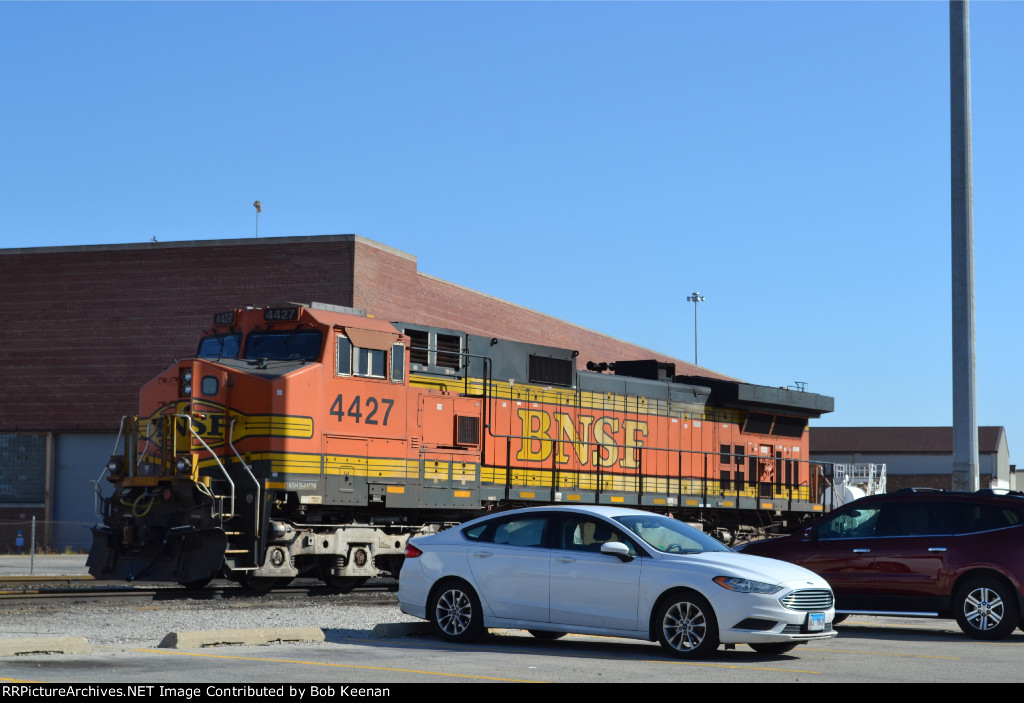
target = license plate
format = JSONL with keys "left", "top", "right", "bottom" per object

{"left": 807, "top": 613, "right": 825, "bottom": 632}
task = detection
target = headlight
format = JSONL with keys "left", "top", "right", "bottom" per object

{"left": 175, "top": 457, "right": 191, "bottom": 472}
{"left": 182, "top": 370, "right": 193, "bottom": 382}
{"left": 713, "top": 576, "right": 783, "bottom": 594}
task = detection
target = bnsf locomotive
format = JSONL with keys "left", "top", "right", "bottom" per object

{"left": 88, "top": 302, "right": 834, "bottom": 589}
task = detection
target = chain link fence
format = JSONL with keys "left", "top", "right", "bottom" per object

{"left": 0, "top": 519, "right": 92, "bottom": 576}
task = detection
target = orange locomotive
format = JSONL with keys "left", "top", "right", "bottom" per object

{"left": 88, "top": 302, "right": 834, "bottom": 589}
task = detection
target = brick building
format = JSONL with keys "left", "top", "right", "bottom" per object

{"left": 809, "top": 426, "right": 1014, "bottom": 492}
{"left": 0, "top": 234, "right": 727, "bottom": 531}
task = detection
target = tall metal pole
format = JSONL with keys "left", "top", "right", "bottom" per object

{"left": 687, "top": 292, "right": 705, "bottom": 366}
{"left": 950, "top": 0, "right": 979, "bottom": 492}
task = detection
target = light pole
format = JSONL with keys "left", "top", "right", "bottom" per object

{"left": 686, "top": 292, "right": 706, "bottom": 366}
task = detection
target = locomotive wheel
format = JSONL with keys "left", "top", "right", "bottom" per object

{"left": 239, "top": 574, "right": 287, "bottom": 592}
{"left": 318, "top": 558, "right": 369, "bottom": 592}
{"left": 321, "top": 574, "right": 369, "bottom": 592}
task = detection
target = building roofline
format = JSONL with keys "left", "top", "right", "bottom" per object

{"left": 0, "top": 233, "right": 417, "bottom": 262}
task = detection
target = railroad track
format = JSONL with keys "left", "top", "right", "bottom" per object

{"left": 0, "top": 578, "right": 398, "bottom": 605}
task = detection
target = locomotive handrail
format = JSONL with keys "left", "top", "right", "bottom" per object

{"left": 92, "top": 415, "right": 131, "bottom": 520}
{"left": 173, "top": 414, "right": 236, "bottom": 520}
{"left": 229, "top": 416, "right": 263, "bottom": 540}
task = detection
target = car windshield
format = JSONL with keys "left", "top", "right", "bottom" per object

{"left": 612, "top": 513, "right": 729, "bottom": 554}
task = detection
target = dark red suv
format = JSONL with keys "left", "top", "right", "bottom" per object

{"left": 736, "top": 489, "right": 1024, "bottom": 639}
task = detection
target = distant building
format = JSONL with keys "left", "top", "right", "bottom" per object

{"left": 810, "top": 426, "right": 1013, "bottom": 492}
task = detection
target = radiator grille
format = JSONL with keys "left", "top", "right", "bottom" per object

{"left": 780, "top": 589, "right": 834, "bottom": 611}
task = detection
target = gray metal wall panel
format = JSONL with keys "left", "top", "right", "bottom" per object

{"left": 54, "top": 433, "right": 116, "bottom": 548}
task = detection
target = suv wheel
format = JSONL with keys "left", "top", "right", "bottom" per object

{"left": 954, "top": 577, "right": 1019, "bottom": 640}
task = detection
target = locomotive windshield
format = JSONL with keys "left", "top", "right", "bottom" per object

{"left": 197, "top": 333, "right": 241, "bottom": 359}
{"left": 244, "top": 330, "right": 323, "bottom": 361}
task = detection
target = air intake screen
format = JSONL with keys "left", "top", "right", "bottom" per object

{"left": 743, "top": 412, "right": 773, "bottom": 435}
{"left": 457, "top": 416, "right": 480, "bottom": 446}
{"left": 772, "top": 415, "right": 806, "bottom": 438}
{"left": 529, "top": 355, "right": 573, "bottom": 387}
{"left": 436, "top": 333, "right": 462, "bottom": 369}
{"left": 406, "top": 329, "right": 429, "bottom": 366}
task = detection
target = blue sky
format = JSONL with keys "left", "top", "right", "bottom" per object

{"left": 2, "top": 1, "right": 1022, "bottom": 462}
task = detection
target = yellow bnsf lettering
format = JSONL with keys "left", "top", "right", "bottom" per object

{"left": 516, "top": 409, "right": 648, "bottom": 469}
{"left": 516, "top": 409, "right": 553, "bottom": 462}
{"left": 553, "top": 413, "right": 592, "bottom": 465}
{"left": 621, "top": 419, "right": 648, "bottom": 469}
{"left": 592, "top": 417, "right": 620, "bottom": 467}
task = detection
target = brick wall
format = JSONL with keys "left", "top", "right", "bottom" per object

{"left": 1, "top": 234, "right": 723, "bottom": 433}
{"left": 0, "top": 236, "right": 357, "bottom": 431}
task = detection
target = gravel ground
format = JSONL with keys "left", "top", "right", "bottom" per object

{"left": 0, "top": 588, "right": 424, "bottom": 648}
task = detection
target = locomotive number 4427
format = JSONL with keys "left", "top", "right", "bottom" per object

{"left": 329, "top": 394, "right": 394, "bottom": 426}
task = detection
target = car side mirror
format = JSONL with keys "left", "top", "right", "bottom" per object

{"left": 600, "top": 541, "right": 634, "bottom": 562}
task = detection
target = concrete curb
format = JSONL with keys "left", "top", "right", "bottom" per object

{"left": 0, "top": 636, "right": 92, "bottom": 656}
{"left": 158, "top": 627, "right": 325, "bottom": 649}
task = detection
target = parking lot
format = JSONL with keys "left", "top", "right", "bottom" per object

{"left": 3, "top": 615, "right": 1024, "bottom": 684}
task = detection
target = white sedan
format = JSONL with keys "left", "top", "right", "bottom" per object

{"left": 398, "top": 505, "right": 837, "bottom": 658}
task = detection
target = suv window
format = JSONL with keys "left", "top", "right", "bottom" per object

{"left": 813, "top": 504, "right": 882, "bottom": 539}
{"left": 952, "top": 502, "right": 1024, "bottom": 534}
{"left": 875, "top": 501, "right": 951, "bottom": 537}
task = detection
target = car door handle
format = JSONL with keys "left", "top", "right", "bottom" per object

{"left": 852, "top": 548, "right": 871, "bottom": 553}
{"left": 555, "top": 557, "right": 576, "bottom": 563}
{"left": 472, "top": 552, "right": 493, "bottom": 559}
{"left": 928, "top": 547, "right": 948, "bottom": 552}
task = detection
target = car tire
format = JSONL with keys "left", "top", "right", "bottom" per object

{"left": 954, "top": 577, "right": 1019, "bottom": 640}
{"left": 527, "top": 630, "right": 567, "bottom": 640}
{"left": 430, "top": 579, "right": 484, "bottom": 643}
{"left": 748, "top": 642, "right": 799, "bottom": 655}
{"left": 832, "top": 614, "right": 849, "bottom": 625}
{"left": 655, "top": 591, "right": 720, "bottom": 658}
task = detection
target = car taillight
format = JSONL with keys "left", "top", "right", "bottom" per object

{"left": 404, "top": 543, "right": 423, "bottom": 558}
